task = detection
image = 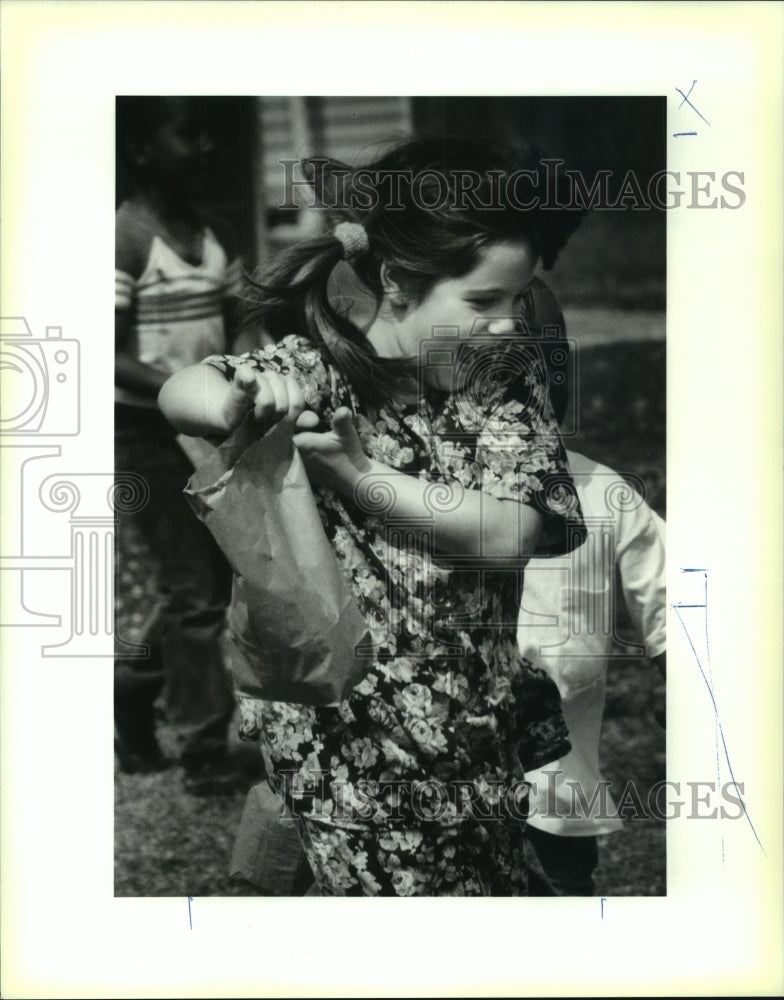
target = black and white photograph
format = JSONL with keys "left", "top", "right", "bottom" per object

{"left": 1, "top": 3, "right": 782, "bottom": 998}
{"left": 113, "top": 95, "right": 668, "bottom": 900}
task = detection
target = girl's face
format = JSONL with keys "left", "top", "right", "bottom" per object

{"left": 388, "top": 239, "right": 539, "bottom": 390}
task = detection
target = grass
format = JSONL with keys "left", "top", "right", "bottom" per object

{"left": 115, "top": 333, "right": 666, "bottom": 898}
{"left": 115, "top": 754, "right": 263, "bottom": 897}
{"left": 568, "top": 334, "right": 666, "bottom": 897}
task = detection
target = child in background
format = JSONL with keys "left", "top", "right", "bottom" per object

{"left": 514, "top": 283, "right": 666, "bottom": 896}
{"left": 160, "top": 136, "right": 587, "bottom": 895}
{"left": 519, "top": 449, "right": 666, "bottom": 895}
{"left": 114, "top": 96, "right": 248, "bottom": 790}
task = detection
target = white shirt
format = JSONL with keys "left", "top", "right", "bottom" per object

{"left": 519, "top": 450, "right": 665, "bottom": 835}
{"left": 115, "top": 219, "right": 242, "bottom": 408}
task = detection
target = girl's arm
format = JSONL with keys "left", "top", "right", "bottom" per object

{"left": 160, "top": 365, "right": 544, "bottom": 560}
{"left": 158, "top": 361, "right": 312, "bottom": 438}
{"left": 295, "top": 409, "right": 544, "bottom": 561}
{"left": 363, "top": 459, "right": 543, "bottom": 560}
{"left": 158, "top": 363, "right": 237, "bottom": 436}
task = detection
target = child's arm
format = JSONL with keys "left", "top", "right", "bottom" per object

{"left": 115, "top": 206, "right": 169, "bottom": 398}
{"left": 115, "top": 310, "right": 168, "bottom": 397}
{"left": 615, "top": 498, "right": 667, "bottom": 727}
{"left": 295, "top": 409, "right": 545, "bottom": 561}
{"left": 158, "top": 361, "right": 316, "bottom": 438}
{"left": 207, "top": 213, "right": 258, "bottom": 354}
{"left": 161, "top": 367, "right": 545, "bottom": 560}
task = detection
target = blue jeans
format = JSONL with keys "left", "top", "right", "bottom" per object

{"left": 115, "top": 404, "right": 235, "bottom": 758}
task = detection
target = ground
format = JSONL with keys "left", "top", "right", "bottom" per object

{"left": 115, "top": 324, "right": 666, "bottom": 898}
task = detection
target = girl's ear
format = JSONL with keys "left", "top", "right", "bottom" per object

{"left": 301, "top": 158, "right": 354, "bottom": 212}
{"left": 379, "top": 262, "right": 408, "bottom": 308}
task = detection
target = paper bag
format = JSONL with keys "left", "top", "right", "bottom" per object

{"left": 229, "top": 782, "right": 314, "bottom": 895}
{"left": 185, "top": 415, "right": 370, "bottom": 706}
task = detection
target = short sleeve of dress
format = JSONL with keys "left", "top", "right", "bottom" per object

{"left": 471, "top": 348, "right": 585, "bottom": 557}
{"left": 202, "top": 334, "right": 334, "bottom": 417}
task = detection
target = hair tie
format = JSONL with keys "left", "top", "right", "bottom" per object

{"left": 333, "top": 222, "right": 368, "bottom": 260}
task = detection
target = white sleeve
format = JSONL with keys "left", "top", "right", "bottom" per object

{"left": 615, "top": 502, "right": 666, "bottom": 658}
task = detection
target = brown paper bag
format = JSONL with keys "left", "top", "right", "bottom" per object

{"left": 185, "top": 415, "right": 370, "bottom": 706}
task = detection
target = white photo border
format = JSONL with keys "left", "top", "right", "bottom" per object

{"left": 1, "top": 2, "right": 782, "bottom": 997}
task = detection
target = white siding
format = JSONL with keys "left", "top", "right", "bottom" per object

{"left": 258, "top": 96, "right": 412, "bottom": 215}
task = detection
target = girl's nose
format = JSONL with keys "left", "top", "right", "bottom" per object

{"left": 486, "top": 318, "right": 520, "bottom": 336}
{"left": 200, "top": 132, "right": 215, "bottom": 156}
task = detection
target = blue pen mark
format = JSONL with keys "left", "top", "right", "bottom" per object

{"left": 676, "top": 80, "right": 711, "bottom": 126}
{"left": 187, "top": 896, "right": 193, "bottom": 930}
{"left": 673, "top": 131, "right": 698, "bottom": 137}
{"left": 672, "top": 569, "right": 764, "bottom": 855}
{"left": 600, "top": 897, "right": 607, "bottom": 920}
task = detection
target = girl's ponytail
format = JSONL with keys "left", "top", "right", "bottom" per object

{"left": 243, "top": 230, "right": 416, "bottom": 406}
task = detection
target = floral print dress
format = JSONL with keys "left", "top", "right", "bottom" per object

{"left": 204, "top": 334, "right": 584, "bottom": 896}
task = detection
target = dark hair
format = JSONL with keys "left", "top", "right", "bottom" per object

{"left": 116, "top": 97, "right": 167, "bottom": 175}
{"left": 115, "top": 96, "right": 207, "bottom": 201}
{"left": 246, "top": 136, "right": 586, "bottom": 404}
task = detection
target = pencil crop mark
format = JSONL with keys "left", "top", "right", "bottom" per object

{"left": 672, "top": 569, "right": 763, "bottom": 855}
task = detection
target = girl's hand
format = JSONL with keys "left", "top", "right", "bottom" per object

{"left": 221, "top": 365, "right": 309, "bottom": 433}
{"left": 293, "top": 407, "right": 371, "bottom": 494}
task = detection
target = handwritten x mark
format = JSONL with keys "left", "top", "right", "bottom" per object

{"left": 676, "top": 79, "right": 711, "bottom": 126}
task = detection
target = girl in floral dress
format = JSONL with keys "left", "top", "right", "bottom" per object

{"left": 160, "top": 137, "right": 586, "bottom": 896}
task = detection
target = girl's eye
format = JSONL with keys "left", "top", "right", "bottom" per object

{"left": 467, "top": 299, "right": 495, "bottom": 311}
